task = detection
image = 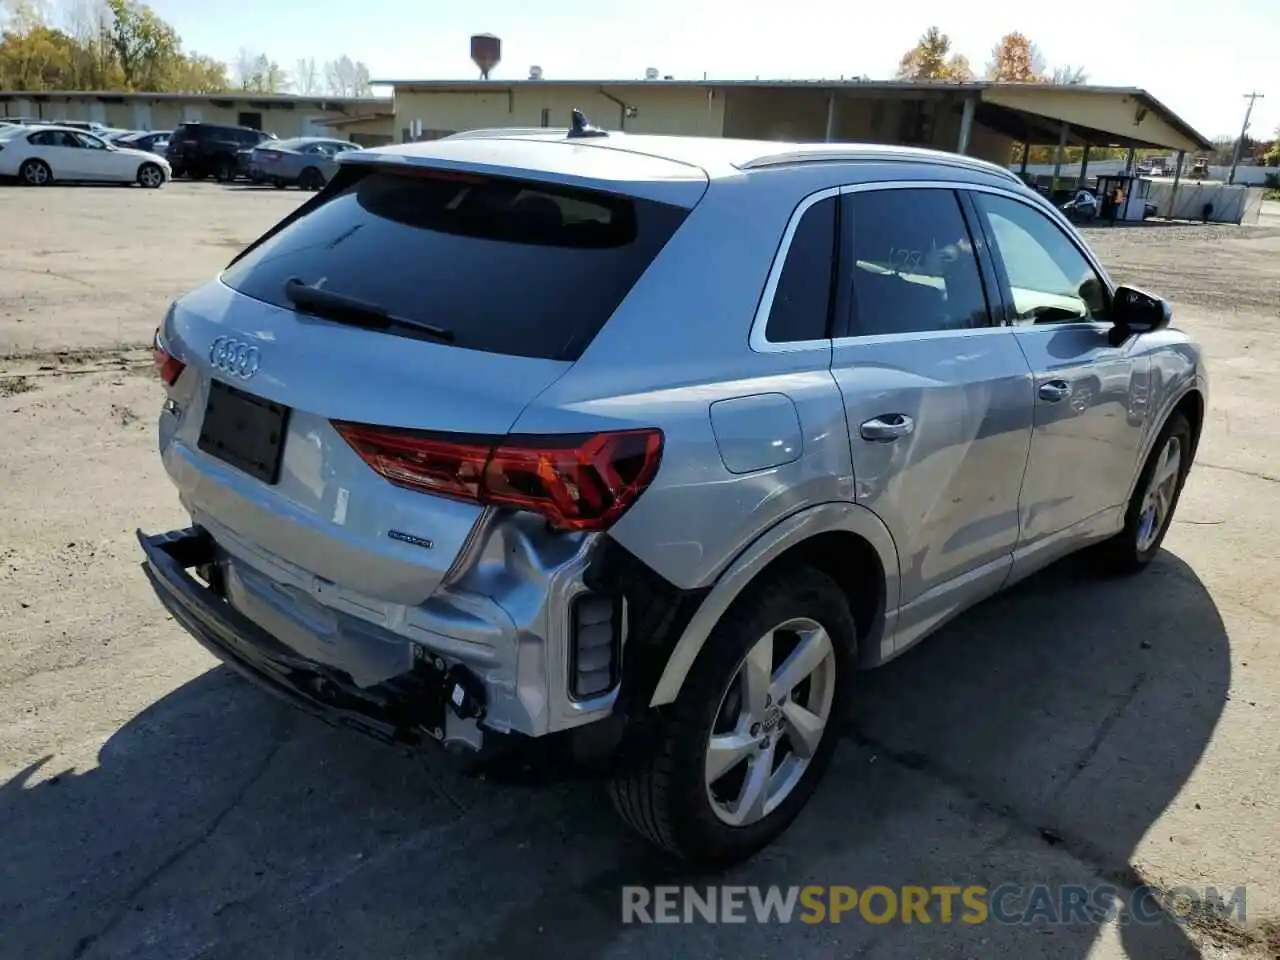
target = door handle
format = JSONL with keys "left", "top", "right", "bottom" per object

{"left": 1038, "top": 379, "right": 1072, "bottom": 403}
{"left": 860, "top": 414, "right": 914, "bottom": 442}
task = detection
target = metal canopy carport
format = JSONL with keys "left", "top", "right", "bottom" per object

{"left": 972, "top": 83, "right": 1211, "bottom": 154}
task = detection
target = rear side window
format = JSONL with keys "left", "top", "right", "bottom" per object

{"left": 221, "top": 169, "right": 690, "bottom": 361}
{"left": 843, "top": 189, "right": 991, "bottom": 336}
{"left": 765, "top": 195, "right": 836, "bottom": 343}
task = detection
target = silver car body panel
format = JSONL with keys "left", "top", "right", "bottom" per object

{"left": 155, "top": 134, "right": 1207, "bottom": 731}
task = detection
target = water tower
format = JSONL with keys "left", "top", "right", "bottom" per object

{"left": 644, "top": 67, "right": 659, "bottom": 80}
{"left": 529, "top": 65, "right": 543, "bottom": 80}
{"left": 470, "top": 33, "right": 501, "bottom": 80}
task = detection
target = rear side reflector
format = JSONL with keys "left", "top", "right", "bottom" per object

{"left": 332, "top": 422, "right": 664, "bottom": 532}
{"left": 153, "top": 327, "right": 185, "bottom": 386}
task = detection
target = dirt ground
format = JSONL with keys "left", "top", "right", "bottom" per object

{"left": 2, "top": 183, "right": 1278, "bottom": 960}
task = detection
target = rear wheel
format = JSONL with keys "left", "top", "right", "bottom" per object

{"left": 272, "top": 177, "right": 286, "bottom": 189}
{"left": 609, "top": 567, "right": 855, "bottom": 866}
{"left": 19, "top": 158, "right": 51, "bottom": 186}
{"left": 137, "top": 162, "right": 165, "bottom": 189}
{"left": 1095, "top": 411, "right": 1193, "bottom": 574}
{"left": 298, "top": 167, "right": 324, "bottom": 191}
{"left": 213, "top": 156, "right": 234, "bottom": 182}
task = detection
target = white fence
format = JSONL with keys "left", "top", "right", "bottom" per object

{"left": 1146, "top": 182, "right": 1265, "bottom": 224}
{"left": 1013, "top": 161, "right": 1280, "bottom": 187}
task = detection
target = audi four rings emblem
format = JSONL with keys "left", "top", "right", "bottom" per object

{"left": 209, "top": 336, "right": 261, "bottom": 379}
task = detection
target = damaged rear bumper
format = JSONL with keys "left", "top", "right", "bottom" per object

{"left": 138, "top": 526, "right": 489, "bottom": 753}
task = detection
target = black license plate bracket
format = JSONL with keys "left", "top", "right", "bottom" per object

{"left": 198, "top": 379, "right": 290, "bottom": 484}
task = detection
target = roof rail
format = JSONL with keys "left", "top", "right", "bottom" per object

{"left": 737, "top": 146, "right": 1023, "bottom": 184}
{"left": 441, "top": 127, "right": 567, "bottom": 140}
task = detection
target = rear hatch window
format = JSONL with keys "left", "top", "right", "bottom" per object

{"left": 220, "top": 167, "right": 690, "bottom": 361}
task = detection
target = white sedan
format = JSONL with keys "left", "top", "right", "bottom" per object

{"left": 0, "top": 124, "right": 171, "bottom": 187}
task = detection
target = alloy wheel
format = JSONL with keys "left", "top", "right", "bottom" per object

{"left": 704, "top": 617, "right": 837, "bottom": 827}
{"left": 1136, "top": 435, "right": 1182, "bottom": 553}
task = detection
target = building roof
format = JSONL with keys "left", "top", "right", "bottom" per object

{"left": 0, "top": 90, "right": 390, "bottom": 107}
{"left": 374, "top": 78, "right": 1211, "bottom": 152}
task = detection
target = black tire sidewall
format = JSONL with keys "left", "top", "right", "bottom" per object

{"left": 1119, "top": 413, "right": 1193, "bottom": 568}
{"left": 661, "top": 568, "right": 856, "bottom": 865}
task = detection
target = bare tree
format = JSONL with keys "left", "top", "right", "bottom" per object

{"left": 232, "top": 47, "right": 287, "bottom": 93}
{"left": 324, "top": 54, "right": 372, "bottom": 97}
{"left": 233, "top": 46, "right": 257, "bottom": 90}
{"left": 294, "top": 56, "right": 320, "bottom": 95}
{"left": 1050, "top": 64, "right": 1089, "bottom": 85}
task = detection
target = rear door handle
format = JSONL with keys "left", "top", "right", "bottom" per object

{"left": 860, "top": 414, "right": 914, "bottom": 442}
{"left": 1038, "top": 379, "right": 1072, "bottom": 403}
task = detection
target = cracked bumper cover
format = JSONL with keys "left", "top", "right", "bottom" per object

{"left": 137, "top": 526, "right": 485, "bottom": 751}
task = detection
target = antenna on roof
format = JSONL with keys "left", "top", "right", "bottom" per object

{"left": 567, "top": 108, "right": 608, "bottom": 138}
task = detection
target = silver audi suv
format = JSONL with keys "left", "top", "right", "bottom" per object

{"left": 140, "top": 112, "right": 1207, "bottom": 866}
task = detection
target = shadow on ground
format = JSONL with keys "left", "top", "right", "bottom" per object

{"left": 0, "top": 550, "right": 1231, "bottom": 960}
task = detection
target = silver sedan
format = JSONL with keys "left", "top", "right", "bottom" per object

{"left": 247, "top": 137, "right": 361, "bottom": 190}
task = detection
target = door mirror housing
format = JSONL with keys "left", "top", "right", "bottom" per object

{"left": 1111, "top": 284, "right": 1171, "bottom": 339}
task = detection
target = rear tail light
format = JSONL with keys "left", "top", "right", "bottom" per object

{"left": 153, "top": 327, "right": 185, "bottom": 386}
{"left": 332, "top": 422, "right": 664, "bottom": 532}
{"left": 260, "top": 151, "right": 282, "bottom": 161}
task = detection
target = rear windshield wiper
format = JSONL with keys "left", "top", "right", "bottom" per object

{"left": 283, "top": 278, "right": 454, "bottom": 342}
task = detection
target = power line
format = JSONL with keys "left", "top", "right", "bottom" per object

{"left": 1227, "top": 91, "right": 1264, "bottom": 185}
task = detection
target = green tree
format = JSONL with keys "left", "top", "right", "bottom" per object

{"left": 895, "top": 26, "right": 973, "bottom": 81}
{"left": 104, "top": 0, "right": 179, "bottom": 90}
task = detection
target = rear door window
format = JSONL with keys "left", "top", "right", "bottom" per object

{"left": 220, "top": 168, "right": 690, "bottom": 361}
{"left": 841, "top": 188, "right": 993, "bottom": 336}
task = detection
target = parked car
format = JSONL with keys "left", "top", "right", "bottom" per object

{"left": 0, "top": 124, "right": 169, "bottom": 187}
{"left": 140, "top": 118, "right": 1206, "bottom": 867}
{"left": 114, "top": 130, "right": 171, "bottom": 156}
{"left": 166, "top": 122, "right": 273, "bottom": 181}
{"left": 246, "top": 136, "right": 362, "bottom": 189}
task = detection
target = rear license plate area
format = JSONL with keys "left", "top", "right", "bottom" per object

{"left": 198, "top": 379, "right": 290, "bottom": 484}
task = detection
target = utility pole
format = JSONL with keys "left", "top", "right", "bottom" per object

{"left": 1227, "top": 91, "right": 1264, "bottom": 185}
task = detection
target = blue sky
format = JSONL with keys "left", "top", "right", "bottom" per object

{"left": 142, "top": 0, "right": 1278, "bottom": 140}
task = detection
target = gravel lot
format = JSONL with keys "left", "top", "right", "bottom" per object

{"left": 2, "top": 183, "right": 1278, "bottom": 960}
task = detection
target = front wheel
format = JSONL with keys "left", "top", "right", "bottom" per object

{"left": 1095, "top": 412, "right": 1193, "bottom": 574}
{"left": 609, "top": 566, "right": 855, "bottom": 866}
{"left": 19, "top": 158, "right": 52, "bottom": 186}
{"left": 137, "top": 162, "right": 165, "bottom": 189}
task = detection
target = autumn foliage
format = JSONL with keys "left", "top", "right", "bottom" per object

{"left": 895, "top": 27, "right": 974, "bottom": 81}
{"left": 897, "top": 27, "right": 1072, "bottom": 85}
{"left": 986, "top": 32, "right": 1047, "bottom": 82}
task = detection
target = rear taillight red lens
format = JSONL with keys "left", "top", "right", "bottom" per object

{"left": 332, "top": 423, "right": 664, "bottom": 532}
{"left": 152, "top": 327, "right": 185, "bottom": 386}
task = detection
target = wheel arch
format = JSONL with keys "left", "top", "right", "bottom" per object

{"left": 647, "top": 502, "right": 900, "bottom": 707}
{"left": 1126, "top": 384, "right": 1206, "bottom": 506}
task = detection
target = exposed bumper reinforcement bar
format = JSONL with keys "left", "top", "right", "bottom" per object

{"left": 137, "top": 526, "right": 486, "bottom": 753}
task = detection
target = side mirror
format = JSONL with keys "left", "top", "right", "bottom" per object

{"left": 1110, "top": 284, "right": 1171, "bottom": 343}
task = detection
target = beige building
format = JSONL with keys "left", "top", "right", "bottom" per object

{"left": 3, "top": 81, "right": 1212, "bottom": 170}
{"left": 378, "top": 78, "right": 1211, "bottom": 167}
{"left": 0, "top": 91, "right": 393, "bottom": 144}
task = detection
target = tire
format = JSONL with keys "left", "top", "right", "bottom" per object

{"left": 137, "top": 162, "right": 165, "bottom": 189}
{"left": 299, "top": 167, "right": 324, "bottom": 191}
{"left": 213, "top": 156, "right": 234, "bottom": 182}
{"left": 19, "top": 158, "right": 52, "bottom": 186}
{"left": 1094, "top": 411, "right": 1193, "bottom": 574}
{"left": 609, "top": 566, "right": 856, "bottom": 866}
{"left": 272, "top": 177, "right": 286, "bottom": 189}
